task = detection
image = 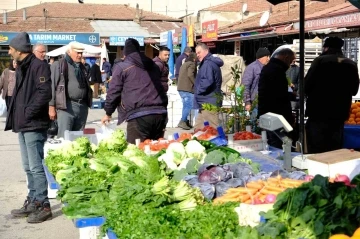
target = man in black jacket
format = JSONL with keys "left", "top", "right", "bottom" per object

{"left": 258, "top": 48, "right": 295, "bottom": 148}
{"left": 5, "top": 32, "right": 52, "bottom": 223}
{"left": 305, "top": 37, "right": 360, "bottom": 153}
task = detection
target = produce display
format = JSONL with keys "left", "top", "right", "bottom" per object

{"left": 345, "top": 102, "right": 360, "bottom": 125}
{"left": 213, "top": 176, "right": 307, "bottom": 205}
{"left": 194, "top": 126, "right": 219, "bottom": 140}
{"left": 233, "top": 131, "right": 262, "bottom": 140}
{"left": 44, "top": 129, "right": 360, "bottom": 239}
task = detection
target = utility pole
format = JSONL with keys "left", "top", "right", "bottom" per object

{"left": 151, "top": 0, "right": 152, "bottom": 12}
{"left": 16, "top": 0, "right": 17, "bottom": 10}
{"left": 185, "top": 0, "right": 188, "bottom": 24}
{"left": 166, "top": 6, "right": 167, "bottom": 15}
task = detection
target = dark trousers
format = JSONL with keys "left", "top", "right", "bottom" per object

{"left": 127, "top": 114, "right": 167, "bottom": 144}
{"left": 306, "top": 118, "right": 344, "bottom": 154}
{"left": 5, "top": 95, "right": 12, "bottom": 110}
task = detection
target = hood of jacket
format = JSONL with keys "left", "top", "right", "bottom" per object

{"left": 203, "top": 53, "right": 224, "bottom": 67}
{"left": 125, "top": 52, "right": 156, "bottom": 71}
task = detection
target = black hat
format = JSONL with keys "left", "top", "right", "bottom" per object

{"left": 9, "top": 32, "right": 32, "bottom": 53}
{"left": 256, "top": 47, "right": 271, "bottom": 59}
{"left": 323, "top": 37, "right": 344, "bottom": 49}
{"left": 123, "top": 38, "right": 140, "bottom": 56}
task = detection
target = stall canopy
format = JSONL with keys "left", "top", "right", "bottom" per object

{"left": 265, "top": 0, "right": 328, "bottom": 148}
{"left": 46, "top": 43, "right": 102, "bottom": 57}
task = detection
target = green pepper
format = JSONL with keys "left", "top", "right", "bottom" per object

{"left": 109, "top": 165, "right": 120, "bottom": 174}
{"left": 182, "top": 139, "right": 190, "bottom": 146}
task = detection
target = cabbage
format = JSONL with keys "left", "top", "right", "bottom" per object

{"left": 198, "top": 166, "right": 231, "bottom": 184}
{"left": 223, "top": 162, "right": 254, "bottom": 178}
{"left": 193, "top": 183, "right": 215, "bottom": 200}
{"left": 214, "top": 182, "right": 231, "bottom": 198}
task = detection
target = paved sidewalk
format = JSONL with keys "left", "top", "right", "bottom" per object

{"left": 0, "top": 109, "right": 188, "bottom": 239}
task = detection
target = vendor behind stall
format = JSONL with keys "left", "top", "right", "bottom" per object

{"left": 305, "top": 37, "right": 360, "bottom": 154}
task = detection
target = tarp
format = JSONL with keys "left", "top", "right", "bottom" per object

{"left": 215, "top": 54, "right": 246, "bottom": 93}
{"left": 46, "top": 43, "right": 102, "bottom": 57}
{"left": 100, "top": 40, "right": 109, "bottom": 70}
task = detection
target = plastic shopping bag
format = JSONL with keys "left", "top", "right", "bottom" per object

{"left": 0, "top": 97, "right": 7, "bottom": 117}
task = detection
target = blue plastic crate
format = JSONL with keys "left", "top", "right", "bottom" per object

{"left": 73, "top": 217, "right": 106, "bottom": 228}
{"left": 91, "top": 99, "right": 105, "bottom": 109}
{"left": 43, "top": 163, "right": 60, "bottom": 190}
{"left": 107, "top": 229, "right": 117, "bottom": 239}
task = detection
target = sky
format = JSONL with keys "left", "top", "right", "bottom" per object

{"left": 0, "top": 0, "right": 233, "bottom": 18}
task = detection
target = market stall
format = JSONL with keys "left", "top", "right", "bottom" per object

{"left": 42, "top": 122, "right": 360, "bottom": 239}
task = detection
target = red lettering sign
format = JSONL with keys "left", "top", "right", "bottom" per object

{"left": 202, "top": 20, "right": 218, "bottom": 42}
{"left": 304, "top": 12, "right": 360, "bottom": 30}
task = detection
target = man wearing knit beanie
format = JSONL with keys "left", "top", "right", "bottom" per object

{"left": 242, "top": 47, "right": 271, "bottom": 111}
{"left": 6, "top": 32, "right": 53, "bottom": 223}
{"left": 102, "top": 38, "right": 168, "bottom": 144}
{"left": 305, "top": 36, "right": 359, "bottom": 153}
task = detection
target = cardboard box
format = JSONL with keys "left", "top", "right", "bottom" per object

{"left": 307, "top": 149, "right": 360, "bottom": 180}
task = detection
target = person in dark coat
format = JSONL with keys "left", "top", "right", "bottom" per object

{"left": 153, "top": 46, "right": 170, "bottom": 92}
{"left": 286, "top": 60, "right": 300, "bottom": 110}
{"left": 193, "top": 43, "right": 224, "bottom": 130}
{"left": 81, "top": 57, "right": 91, "bottom": 78}
{"left": 305, "top": 37, "right": 360, "bottom": 153}
{"left": 102, "top": 57, "right": 112, "bottom": 79}
{"left": 242, "top": 47, "right": 270, "bottom": 111}
{"left": 175, "top": 47, "right": 192, "bottom": 83}
{"left": 90, "top": 59, "right": 102, "bottom": 98}
{"left": 6, "top": 32, "right": 52, "bottom": 223}
{"left": 177, "top": 52, "right": 197, "bottom": 130}
{"left": 101, "top": 38, "right": 168, "bottom": 144}
{"left": 258, "top": 48, "right": 295, "bottom": 149}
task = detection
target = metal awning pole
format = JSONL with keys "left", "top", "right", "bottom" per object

{"left": 299, "top": 0, "right": 305, "bottom": 150}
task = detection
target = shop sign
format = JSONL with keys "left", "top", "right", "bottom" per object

{"left": 0, "top": 32, "right": 100, "bottom": 45}
{"left": 109, "top": 36, "right": 144, "bottom": 46}
{"left": 294, "top": 12, "right": 360, "bottom": 30}
{"left": 205, "top": 42, "right": 216, "bottom": 48}
{"left": 188, "top": 24, "right": 195, "bottom": 47}
{"left": 160, "top": 30, "right": 177, "bottom": 46}
{"left": 202, "top": 20, "right": 218, "bottom": 42}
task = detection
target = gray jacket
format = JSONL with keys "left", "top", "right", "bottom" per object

{"left": 242, "top": 60, "right": 264, "bottom": 105}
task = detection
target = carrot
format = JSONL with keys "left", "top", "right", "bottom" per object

{"left": 264, "top": 186, "right": 284, "bottom": 193}
{"left": 244, "top": 199, "right": 252, "bottom": 204}
{"left": 228, "top": 187, "right": 259, "bottom": 194}
{"left": 246, "top": 182, "right": 264, "bottom": 190}
{"left": 267, "top": 178, "right": 280, "bottom": 183}
{"left": 239, "top": 194, "right": 251, "bottom": 203}
{"left": 260, "top": 188, "right": 281, "bottom": 195}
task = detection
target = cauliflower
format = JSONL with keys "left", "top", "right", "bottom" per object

{"left": 185, "top": 140, "right": 206, "bottom": 162}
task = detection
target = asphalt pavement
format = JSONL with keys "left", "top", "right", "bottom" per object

{"left": 0, "top": 108, "right": 186, "bottom": 239}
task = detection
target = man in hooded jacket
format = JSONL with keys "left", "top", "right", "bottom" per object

{"left": 193, "top": 43, "right": 224, "bottom": 130}
{"left": 101, "top": 38, "right": 168, "bottom": 143}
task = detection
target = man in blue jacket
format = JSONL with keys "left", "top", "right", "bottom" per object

{"left": 101, "top": 38, "right": 168, "bottom": 143}
{"left": 242, "top": 48, "right": 270, "bottom": 111}
{"left": 6, "top": 32, "right": 52, "bottom": 223}
{"left": 193, "top": 43, "right": 224, "bottom": 130}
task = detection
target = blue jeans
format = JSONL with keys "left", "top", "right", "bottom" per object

{"left": 18, "top": 130, "right": 49, "bottom": 204}
{"left": 178, "top": 91, "right": 194, "bottom": 122}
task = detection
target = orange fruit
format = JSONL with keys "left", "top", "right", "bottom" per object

{"left": 329, "top": 235, "right": 350, "bottom": 239}
{"left": 351, "top": 114, "right": 356, "bottom": 118}
{"left": 356, "top": 118, "right": 360, "bottom": 122}
{"left": 351, "top": 236, "right": 360, "bottom": 239}
{"left": 352, "top": 109, "right": 358, "bottom": 114}
{"left": 356, "top": 102, "right": 360, "bottom": 106}
{"left": 349, "top": 117, "right": 355, "bottom": 122}
{"left": 353, "top": 227, "right": 360, "bottom": 236}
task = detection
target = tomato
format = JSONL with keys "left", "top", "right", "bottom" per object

{"left": 138, "top": 142, "right": 145, "bottom": 150}
{"left": 144, "top": 139, "right": 151, "bottom": 144}
{"left": 158, "top": 138, "right": 165, "bottom": 141}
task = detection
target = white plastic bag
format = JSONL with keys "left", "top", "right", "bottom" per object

{"left": 100, "top": 122, "right": 116, "bottom": 136}
{"left": 0, "top": 97, "right": 7, "bottom": 117}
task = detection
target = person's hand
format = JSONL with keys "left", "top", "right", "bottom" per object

{"left": 49, "top": 106, "right": 57, "bottom": 120}
{"left": 245, "top": 104, "right": 251, "bottom": 111}
{"left": 101, "top": 115, "right": 111, "bottom": 125}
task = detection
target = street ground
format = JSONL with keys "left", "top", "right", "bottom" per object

{"left": 0, "top": 108, "right": 187, "bottom": 239}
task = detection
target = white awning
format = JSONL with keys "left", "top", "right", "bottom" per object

{"left": 90, "top": 20, "right": 153, "bottom": 38}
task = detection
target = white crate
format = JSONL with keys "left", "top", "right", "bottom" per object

{"left": 79, "top": 226, "right": 101, "bottom": 239}
{"left": 227, "top": 134, "right": 263, "bottom": 152}
{"left": 307, "top": 149, "right": 360, "bottom": 180}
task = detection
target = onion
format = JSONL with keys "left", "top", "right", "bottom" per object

{"left": 251, "top": 197, "right": 264, "bottom": 205}
{"left": 334, "top": 174, "right": 351, "bottom": 186}
{"left": 265, "top": 194, "right": 277, "bottom": 204}
{"left": 304, "top": 175, "right": 314, "bottom": 182}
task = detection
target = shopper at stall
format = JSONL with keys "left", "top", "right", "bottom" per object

{"left": 90, "top": 59, "right": 102, "bottom": 99}
{"left": 102, "top": 57, "right": 112, "bottom": 80}
{"left": 81, "top": 57, "right": 91, "bottom": 78}
{"left": 5, "top": 32, "right": 52, "bottom": 223}
{"left": 32, "top": 43, "right": 47, "bottom": 62}
{"left": 177, "top": 52, "right": 197, "bottom": 130}
{"left": 305, "top": 37, "right": 360, "bottom": 153}
{"left": 242, "top": 47, "right": 270, "bottom": 111}
{"left": 258, "top": 48, "right": 295, "bottom": 148}
{"left": 0, "top": 59, "right": 17, "bottom": 109}
{"left": 49, "top": 41, "right": 93, "bottom": 138}
{"left": 101, "top": 38, "right": 168, "bottom": 144}
{"left": 153, "top": 46, "right": 170, "bottom": 92}
{"left": 286, "top": 59, "right": 300, "bottom": 110}
{"left": 193, "top": 43, "right": 224, "bottom": 130}
{"left": 175, "top": 47, "right": 192, "bottom": 83}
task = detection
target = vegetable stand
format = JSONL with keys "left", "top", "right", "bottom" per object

{"left": 43, "top": 128, "right": 360, "bottom": 239}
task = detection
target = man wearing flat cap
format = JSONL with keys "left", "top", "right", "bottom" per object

{"left": 242, "top": 47, "right": 271, "bottom": 112}
{"left": 50, "top": 41, "right": 93, "bottom": 138}
{"left": 305, "top": 36, "right": 360, "bottom": 153}
{"left": 5, "top": 32, "right": 52, "bottom": 223}
{"left": 101, "top": 38, "right": 168, "bottom": 143}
